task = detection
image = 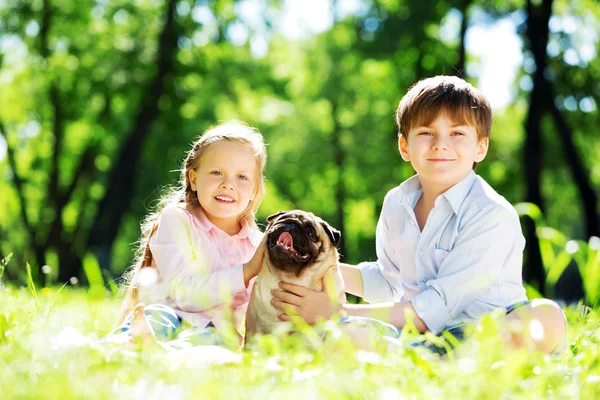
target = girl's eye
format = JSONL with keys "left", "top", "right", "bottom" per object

{"left": 452, "top": 131, "right": 465, "bottom": 136}
{"left": 419, "top": 131, "right": 433, "bottom": 136}
{"left": 238, "top": 175, "right": 248, "bottom": 180}
{"left": 211, "top": 171, "right": 222, "bottom": 176}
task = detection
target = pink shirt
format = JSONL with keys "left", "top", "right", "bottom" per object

{"left": 141, "top": 205, "right": 262, "bottom": 334}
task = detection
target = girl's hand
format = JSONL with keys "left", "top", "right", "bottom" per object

{"left": 243, "top": 236, "right": 267, "bottom": 286}
{"left": 270, "top": 280, "right": 341, "bottom": 325}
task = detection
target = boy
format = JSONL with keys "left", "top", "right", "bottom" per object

{"left": 271, "top": 76, "right": 567, "bottom": 354}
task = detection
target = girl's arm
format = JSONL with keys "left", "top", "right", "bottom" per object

{"left": 148, "top": 207, "right": 264, "bottom": 312}
{"left": 243, "top": 241, "right": 266, "bottom": 286}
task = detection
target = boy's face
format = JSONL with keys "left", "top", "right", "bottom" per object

{"left": 399, "top": 112, "right": 488, "bottom": 192}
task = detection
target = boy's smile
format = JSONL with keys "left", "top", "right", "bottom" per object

{"left": 399, "top": 112, "right": 488, "bottom": 194}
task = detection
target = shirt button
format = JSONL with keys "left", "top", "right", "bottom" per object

{"left": 421, "top": 278, "right": 427, "bottom": 283}
{"left": 419, "top": 249, "right": 424, "bottom": 256}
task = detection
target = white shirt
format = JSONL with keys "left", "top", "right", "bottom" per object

{"left": 360, "top": 171, "right": 528, "bottom": 334}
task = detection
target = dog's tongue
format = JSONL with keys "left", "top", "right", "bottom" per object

{"left": 278, "top": 232, "right": 295, "bottom": 250}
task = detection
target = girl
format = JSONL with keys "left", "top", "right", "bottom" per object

{"left": 113, "top": 122, "right": 267, "bottom": 349}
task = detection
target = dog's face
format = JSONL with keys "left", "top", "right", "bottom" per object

{"left": 265, "top": 210, "right": 341, "bottom": 277}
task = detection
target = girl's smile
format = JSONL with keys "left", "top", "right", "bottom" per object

{"left": 215, "top": 195, "right": 235, "bottom": 203}
{"left": 189, "top": 141, "right": 258, "bottom": 235}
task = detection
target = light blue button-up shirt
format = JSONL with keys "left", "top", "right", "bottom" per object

{"left": 359, "top": 171, "right": 528, "bottom": 334}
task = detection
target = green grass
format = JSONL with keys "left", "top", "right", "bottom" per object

{"left": 0, "top": 287, "right": 599, "bottom": 399}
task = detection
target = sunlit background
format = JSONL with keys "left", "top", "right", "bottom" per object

{"left": 0, "top": 0, "right": 598, "bottom": 303}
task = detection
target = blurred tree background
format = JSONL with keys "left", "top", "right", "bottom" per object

{"left": 0, "top": 0, "right": 598, "bottom": 302}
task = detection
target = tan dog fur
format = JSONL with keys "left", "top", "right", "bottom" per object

{"left": 245, "top": 211, "right": 345, "bottom": 341}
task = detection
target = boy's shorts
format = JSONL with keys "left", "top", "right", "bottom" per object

{"left": 339, "top": 301, "right": 532, "bottom": 356}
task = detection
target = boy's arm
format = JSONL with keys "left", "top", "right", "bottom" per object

{"left": 271, "top": 282, "right": 428, "bottom": 332}
{"left": 410, "top": 205, "right": 524, "bottom": 334}
{"left": 339, "top": 263, "right": 363, "bottom": 297}
{"left": 342, "top": 301, "right": 428, "bottom": 332}
{"left": 355, "top": 189, "right": 406, "bottom": 303}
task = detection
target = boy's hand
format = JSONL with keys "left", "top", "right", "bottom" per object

{"left": 271, "top": 279, "right": 341, "bottom": 325}
{"left": 243, "top": 236, "right": 267, "bottom": 286}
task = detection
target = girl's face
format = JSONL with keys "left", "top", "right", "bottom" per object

{"left": 189, "top": 141, "right": 258, "bottom": 234}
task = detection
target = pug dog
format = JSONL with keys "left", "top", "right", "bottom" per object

{"left": 245, "top": 210, "right": 345, "bottom": 341}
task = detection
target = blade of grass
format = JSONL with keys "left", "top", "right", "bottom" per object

{"left": 54, "top": 281, "right": 69, "bottom": 296}
{"left": 524, "top": 282, "right": 543, "bottom": 299}
{"left": 515, "top": 202, "right": 545, "bottom": 225}
{"left": 102, "top": 270, "right": 119, "bottom": 296}
{"left": 82, "top": 253, "right": 105, "bottom": 298}
{"left": 545, "top": 250, "right": 572, "bottom": 298}
{"left": 25, "top": 262, "right": 40, "bottom": 312}
{"left": 0, "top": 252, "right": 12, "bottom": 280}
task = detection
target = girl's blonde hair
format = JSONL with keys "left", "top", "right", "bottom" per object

{"left": 118, "top": 122, "right": 267, "bottom": 323}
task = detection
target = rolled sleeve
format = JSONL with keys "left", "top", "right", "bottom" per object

{"left": 413, "top": 206, "right": 520, "bottom": 332}
{"left": 410, "top": 289, "right": 451, "bottom": 335}
{"left": 359, "top": 261, "right": 396, "bottom": 303}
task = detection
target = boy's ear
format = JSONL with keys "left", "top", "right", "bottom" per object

{"left": 475, "top": 137, "right": 489, "bottom": 162}
{"left": 398, "top": 135, "right": 410, "bottom": 161}
{"left": 189, "top": 169, "right": 197, "bottom": 191}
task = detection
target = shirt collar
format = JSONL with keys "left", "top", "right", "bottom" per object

{"left": 440, "top": 171, "right": 478, "bottom": 214}
{"left": 192, "top": 208, "right": 263, "bottom": 247}
{"left": 398, "top": 171, "right": 477, "bottom": 214}
{"left": 399, "top": 174, "right": 424, "bottom": 208}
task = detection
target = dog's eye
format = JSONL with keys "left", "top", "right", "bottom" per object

{"left": 307, "top": 226, "right": 317, "bottom": 240}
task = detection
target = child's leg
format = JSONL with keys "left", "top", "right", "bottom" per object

{"left": 127, "top": 304, "right": 170, "bottom": 352}
{"left": 338, "top": 316, "right": 402, "bottom": 350}
{"left": 167, "top": 325, "right": 227, "bottom": 350}
{"left": 108, "top": 303, "right": 182, "bottom": 342}
{"left": 501, "top": 298, "right": 567, "bottom": 354}
{"left": 130, "top": 303, "right": 155, "bottom": 339}
{"left": 338, "top": 316, "right": 463, "bottom": 355}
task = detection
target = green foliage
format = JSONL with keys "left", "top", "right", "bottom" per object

{"left": 0, "top": 287, "right": 599, "bottom": 398}
{"left": 516, "top": 202, "right": 600, "bottom": 305}
{"left": 0, "top": 252, "right": 11, "bottom": 281}
{"left": 82, "top": 253, "right": 108, "bottom": 299}
{"left": 25, "top": 262, "right": 39, "bottom": 313}
{"left": 0, "top": 0, "right": 598, "bottom": 302}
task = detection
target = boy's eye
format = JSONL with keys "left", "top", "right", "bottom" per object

{"left": 419, "top": 131, "right": 433, "bottom": 136}
{"left": 452, "top": 131, "right": 465, "bottom": 136}
{"left": 210, "top": 171, "right": 222, "bottom": 176}
{"left": 238, "top": 175, "right": 248, "bottom": 180}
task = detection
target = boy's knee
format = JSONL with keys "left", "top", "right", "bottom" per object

{"left": 527, "top": 299, "right": 567, "bottom": 354}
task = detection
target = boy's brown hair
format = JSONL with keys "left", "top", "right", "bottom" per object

{"left": 395, "top": 75, "right": 492, "bottom": 140}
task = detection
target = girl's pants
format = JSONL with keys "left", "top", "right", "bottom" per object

{"left": 107, "top": 304, "right": 224, "bottom": 349}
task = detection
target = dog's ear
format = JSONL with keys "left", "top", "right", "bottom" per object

{"left": 320, "top": 221, "right": 341, "bottom": 246}
{"left": 266, "top": 211, "right": 286, "bottom": 225}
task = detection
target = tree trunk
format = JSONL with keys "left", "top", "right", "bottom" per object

{"left": 86, "top": 0, "right": 179, "bottom": 272}
{"left": 547, "top": 97, "right": 599, "bottom": 238}
{"left": 522, "top": 0, "right": 554, "bottom": 291}
{"left": 331, "top": 103, "right": 347, "bottom": 261}
{"left": 454, "top": 0, "right": 469, "bottom": 76}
